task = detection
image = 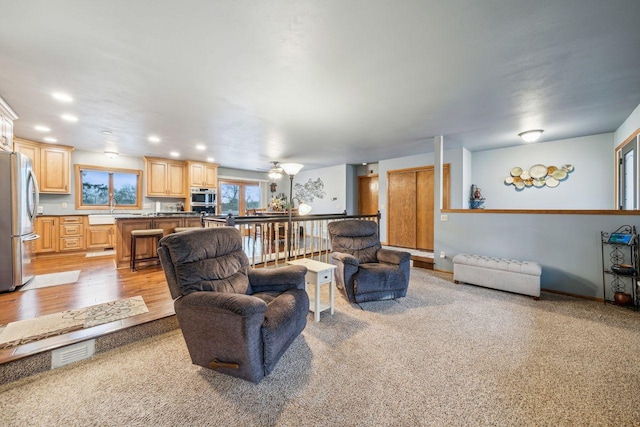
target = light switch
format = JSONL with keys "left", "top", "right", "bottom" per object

{"left": 440, "top": 214, "right": 448, "bottom": 221}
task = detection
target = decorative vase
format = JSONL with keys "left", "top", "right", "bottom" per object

{"left": 614, "top": 291, "right": 633, "bottom": 306}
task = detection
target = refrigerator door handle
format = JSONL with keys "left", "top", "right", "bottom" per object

{"left": 28, "top": 168, "right": 40, "bottom": 223}
{"left": 24, "top": 234, "right": 40, "bottom": 241}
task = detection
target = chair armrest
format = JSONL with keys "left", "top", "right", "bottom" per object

{"left": 177, "top": 291, "right": 267, "bottom": 316}
{"left": 377, "top": 248, "right": 411, "bottom": 265}
{"left": 248, "top": 265, "right": 307, "bottom": 292}
{"left": 330, "top": 251, "right": 359, "bottom": 266}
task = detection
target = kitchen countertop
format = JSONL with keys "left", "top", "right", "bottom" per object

{"left": 37, "top": 212, "right": 201, "bottom": 217}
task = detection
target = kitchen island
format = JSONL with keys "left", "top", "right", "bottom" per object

{"left": 114, "top": 213, "right": 203, "bottom": 269}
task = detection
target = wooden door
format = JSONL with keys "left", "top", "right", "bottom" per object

{"left": 358, "top": 175, "right": 379, "bottom": 215}
{"left": 388, "top": 171, "right": 417, "bottom": 248}
{"left": 387, "top": 165, "right": 450, "bottom": 250}
{"left": 416, "top": 169, "right": 433, "bottom": 250}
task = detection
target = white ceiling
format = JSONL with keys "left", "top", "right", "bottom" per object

{"left": 1, "top": 0, "right": 639, "bottom": 172}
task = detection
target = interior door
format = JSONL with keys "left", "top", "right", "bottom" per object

{"left": 387, "top": 165, "right": 450, "bottom": 250}
{"left": 388, "top": 171, "right": 417, "bottom": 248}
{"left": 416, "top": 169, "right": 434, "bottom": 250}
{"left": 358, "top": 175, "right": 379, "bottom": 215}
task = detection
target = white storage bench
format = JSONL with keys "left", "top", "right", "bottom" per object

{"left": 453, "top": 253, "right": 541, "bottom": 299}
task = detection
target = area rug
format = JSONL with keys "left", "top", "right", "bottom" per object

{"left": 0, "top": 296, "right": 148, "bottom": 349}
{"left": 85, "top": 250, "right": 115, "bottom": 258}
{"left": 20, "top": 270, "right": 81, "bottom": 291}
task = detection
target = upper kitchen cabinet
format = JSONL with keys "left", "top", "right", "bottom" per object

{"left": 187, "top": 161, "right": 218, "bottom": 188}
{"left": 144, "top": 157, "right": 186, "bottom": 197}
{"left": 0, "top": 95, "right": 18, "bottom": 152}
{"left": 13, "top": 137, "right": 74, "bottom": 194}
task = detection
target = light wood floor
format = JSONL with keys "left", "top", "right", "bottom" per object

{"left": 0, "top": 252, "right": 173, "bottom": 365}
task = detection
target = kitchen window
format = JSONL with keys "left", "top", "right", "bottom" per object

{"left": 75, "top": 165, "right": 143, "bottom": 210}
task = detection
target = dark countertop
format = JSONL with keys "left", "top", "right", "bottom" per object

{"left": 113, "top": 212, "right": 201, "bottom": 220}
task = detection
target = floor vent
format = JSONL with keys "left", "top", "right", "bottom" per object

{"left": 51, "top": 339, "right": 95, "bottom": 369}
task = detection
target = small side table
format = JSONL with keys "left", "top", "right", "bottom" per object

{"left": 286, "top": 258, "right": 336, "bottom": 322}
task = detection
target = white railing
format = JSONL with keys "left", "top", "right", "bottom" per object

{"left": 203, "top": 212, "right": 380, "bottom": 267}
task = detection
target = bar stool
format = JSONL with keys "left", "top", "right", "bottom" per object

{"left": 173, "top": 227, "right": 202, "bottom": 233}
{"left": 130, "top": 228, "right": 164, "bottom": 272}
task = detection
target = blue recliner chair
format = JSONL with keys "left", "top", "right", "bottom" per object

{"left": 158, "top": 227, "right": 309, "bottom": 383}
{"left": 328, "top": 220, "right": 411, "bottom": 303}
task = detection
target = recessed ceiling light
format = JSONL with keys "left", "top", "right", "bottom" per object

{"left": 196, "top": 144, "right": 206, "bottom": 151}
{"left": 51, "top": 92, "right": 73, "bottom": 103}
{"left": 61, "top": 114, "right": 78, "bottom": 122}
{"left": 362, "top": 162, "right": 367, "bottom": 166}
{"left": 206, "top": 157, "right": 215, "bottom": 162}
{"left": 148, "top": 136, "right": 161, "bottom": 143}
{"left": 170, "top": 151, "right": 179, "bottom": 157}
{"left": 104, "top": 150, "right": 119, "bottom": 158}
{"left": 101, "top": 130, "right": 112, "bottom": 135}
{"left": 34, "top": 125, "right": 50, "bottom": 132}
{"left": 518, "top": 129, "right": 544, "bottom": 143}
{"left": 44, "top": 137, "right": 58, "bottom": 143}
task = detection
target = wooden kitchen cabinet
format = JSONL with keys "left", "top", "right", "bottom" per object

{"left": 187, "top": 161, "right": 218, "bottom": 188}
{"left": 86, "top": 224, "right": 115, "bottom": 249}
{"left": 144, "top": 157, "right": 186, "bottom": 197}
{"left": 14, "top": 137, "right": 74, "bottom": 194}
{"left": 58, "top": 216, "right": 85, "bottom": 251}
{"left": 0, "top": 95, "right": 17, "bottom": 152}
{"left": 35, "top": 216, "right": 58, "bottom": 253}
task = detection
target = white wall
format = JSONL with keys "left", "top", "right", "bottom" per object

{"left": 470, "top": 133, "right": 614, "bottom": 209}
{"left": 295, "top": 164, "right": 347, "bottom": 214}
{"left": 614, "top": 103, "right": 640, "bottom": 146}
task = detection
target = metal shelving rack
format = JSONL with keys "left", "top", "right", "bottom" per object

{"left": 600, "top": 225, "right": 639, "bottom": 310}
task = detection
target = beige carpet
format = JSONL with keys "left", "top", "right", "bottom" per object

{"left": 0, "top": 296, "right": 149, "bottom": 349}
{"left": 20, "top": 270, "right": 80, "bottom": 291}
{"left": 0, "top": 270, "right": 639, "bottom": 426}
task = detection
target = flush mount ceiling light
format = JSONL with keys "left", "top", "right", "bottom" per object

{"left": 101, "top": 130, "right": 113, "bottom": 135}
{"left": 519, "top": 129, "right": 544, "bottom": 143}
{"left": 104, "top": 150, "right": 119, "bottom": 158}
{"left": 268, "top": 161, "right": 284, "bottom": 180}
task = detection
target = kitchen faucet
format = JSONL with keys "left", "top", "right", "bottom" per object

{"left": 110, "top": 196, "right": 117, "bottom": 213}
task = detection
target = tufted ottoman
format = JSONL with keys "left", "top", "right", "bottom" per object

{"left": 453, "top": 253, "right": 541, "bottom": 299}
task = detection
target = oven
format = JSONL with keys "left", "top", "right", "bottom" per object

{"left": 191, "top": 204, "right": 216, "bottom": 214}
{"left": 190, "top": 188, "right": 216, "bottom": 204}
{"left": 190, "top": 188, "right": 216, "bottom": 214}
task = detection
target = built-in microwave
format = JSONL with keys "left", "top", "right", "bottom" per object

{"left": 190, "top": 188, "right": 216, "bottom": 205}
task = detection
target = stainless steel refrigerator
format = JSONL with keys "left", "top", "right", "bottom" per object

{"left": 0, "top": 151, "right": 39, "bottom": 292}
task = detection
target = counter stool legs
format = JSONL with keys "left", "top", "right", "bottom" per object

{"left": 130, "top": 229, "right": 165, "bottom": 272}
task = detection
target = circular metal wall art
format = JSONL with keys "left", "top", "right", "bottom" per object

{"left": 504, "top": 163, "right": 574, "bottom": 190}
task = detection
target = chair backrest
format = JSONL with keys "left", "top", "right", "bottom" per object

{"left": 328, "top": 220, "right": 381, "bottom": 263}
{"left": 158, "top": 227, "right": 250, "bottom": 298}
